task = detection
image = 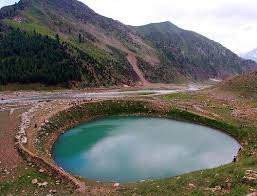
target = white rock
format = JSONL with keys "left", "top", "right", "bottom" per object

{"left": 247, "top": 192, "right": 257, "bottom": 196}
{"left": 21, "top": 136, "right": 28, "bottom": 144}
{"left": 39, "top": 169, "right": 45, "bottom": 173}
{"left": 113, "top": 183, "right": 120, "bottom": 188}
{"left": 32, "top": 178, "right": 38, "bottom": 184}
{"left": 189, "top": 183, "right": 196, "bottom": 188}
{"left": 37, "top": 181, "right": 48, "bottom": 187}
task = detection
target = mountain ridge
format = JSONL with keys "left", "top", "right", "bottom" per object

{"left": 240, "top": 48, "right": 257, "bottom": 63}
{"left": 0, "top": 0, "right": 257, "bottom": 87}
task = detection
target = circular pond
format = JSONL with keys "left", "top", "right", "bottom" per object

{"left": 53, "top": 117, "right": 240, "bottom": 183}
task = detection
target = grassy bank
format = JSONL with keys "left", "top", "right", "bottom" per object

{"left": 0, "top": 83, "right": 67, "bottom": 91}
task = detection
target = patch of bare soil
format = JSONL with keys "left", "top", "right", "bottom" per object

{"left": 24, "top": 100, "right": 72, "bottom": 152}
{"left": 0, "top": 109, "right": 26, "bottom": 170}
{"left": 204, "top": 88, "right": 257, "bottom": 124}
{"left": 127, "top": 53, "right": 151, "bottom": 85}
{"left": 232, "top": 107, "right": 257, "bottom": 122}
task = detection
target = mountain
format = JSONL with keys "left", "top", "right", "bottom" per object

{"left": 137, "top": 22, "right": 257, "bottom": 80}
{"left": 240, "top": 48, "right": 257, "bottom": 63}
{"left": 0, "top": 0, "right": 256, "bottom": 87}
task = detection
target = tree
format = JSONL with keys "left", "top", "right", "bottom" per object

{"left": 79, "top": 33, "right": 82, "bottom": 43}
{"left": 0, "top": 29, "right": 82, "bottom": 86}
{"left": 55, "top": 33, "right": 60, "bottom": 42}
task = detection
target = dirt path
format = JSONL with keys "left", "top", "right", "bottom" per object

{"left": 25, "top": 101, "right": 72, "bottom": 152}
{"left": 127, "top": 54, "right": 151, "bottom": 85}
{"left": 0, "top": 108, "right": 27, "bottom": 170}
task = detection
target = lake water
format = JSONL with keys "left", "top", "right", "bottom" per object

{"left": 53, "top": 117, "right": 240, "bottom": 183}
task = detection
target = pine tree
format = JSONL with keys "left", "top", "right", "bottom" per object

{"left": 79, "top": 33, "right": 82, "bottom": 43}
{"left": 55, "top": 33, "right": 60, "bottom": 42}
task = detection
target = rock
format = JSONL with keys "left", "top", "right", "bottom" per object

{"left": 37, "top": 181, "right": 48, "bottom": 187}
{"left": 246, "top": 170, "right": 257, "bottom": 174}
{"left": 189, "top": 183, "right": 196, "bottom": 188}
{"left": 205, "top": 185, "right": 222, "bottom": 193}
{"left": 244, "top": 176, "right": 257, "bottom": 181}
{"left": 215, "top": 186, "right": 222, "bottom": 191}
{"left": 32, "top": 178, "right": 38, "bottom": 184}
{"left": 113, "top": 183, "right": 120, "bottom": 188}
{"left": 39, "top": 169, "right": 45, "bottom": 173}
{"left": 49, "top": 189, "right": 57, "bottom": 194}
{"left": 21, "top": 136, "right": 28, "bottom": 144}
{"left": 247, "top": 192, "right": 257, "bottom": 196}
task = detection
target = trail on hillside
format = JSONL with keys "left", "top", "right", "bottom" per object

{"left": 127, "top": 54, "right": 151, "bottom": 85}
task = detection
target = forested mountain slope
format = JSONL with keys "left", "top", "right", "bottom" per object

{"left": 0, "top": 0, "right": 256, "bottom": 87}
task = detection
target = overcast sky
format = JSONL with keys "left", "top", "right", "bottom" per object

{"left": 1, "top": 0, "right": 257, "bottom": 54}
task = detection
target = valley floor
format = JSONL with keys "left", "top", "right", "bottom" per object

{"left": 0, "top": 84, "right": 257, "bottom": 195}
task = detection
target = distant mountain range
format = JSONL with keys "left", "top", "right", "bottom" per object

{"left": 0, "top": 0, "right": 257, "bottom": 87}
{"left": 240, "top": 48, "right": 257, "bottom": 63}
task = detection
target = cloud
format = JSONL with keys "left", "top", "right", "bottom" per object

{"left": 83, "top": 0, "right": 257, "bottom": 53}
{"left": 0, "top": 0, "right": 18, "bottom": 8}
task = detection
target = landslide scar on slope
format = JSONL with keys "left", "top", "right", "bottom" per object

{"left": 127, "top": 54, "right": 150, "bottom": 85}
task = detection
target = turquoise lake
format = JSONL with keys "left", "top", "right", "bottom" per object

{"left": 53, "top": 117, "right": 240, "bottom": 183}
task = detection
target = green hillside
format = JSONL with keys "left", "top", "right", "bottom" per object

{"left": 0, "top": 0, "right": 256, "bottom": 87}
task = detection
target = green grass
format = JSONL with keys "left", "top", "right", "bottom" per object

{"left": 0, "top": 83, "right": 67, "bottom": 91}
{"left": 121, "top": 157, "right": 257, "bottom": 195}
{"left": 0, "top": 170, "right": 48, "bottom": 194}
{"left": 4, "top": 19, "right": 54, "bottom": 37}
{"left": 0, "top": 167, "right": 74, "bottom": 195}
{"left": 164, "top": 92, "right": 199, "bottom": 100}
